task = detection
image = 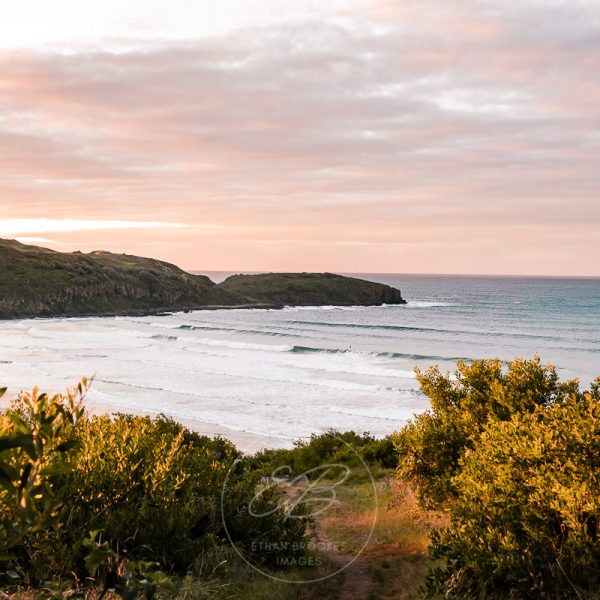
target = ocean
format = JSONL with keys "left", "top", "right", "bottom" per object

{"left": 0, "top": 274, "right": 598, "bottom": 450}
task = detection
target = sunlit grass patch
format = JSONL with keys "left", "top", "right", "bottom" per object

{"left": 320, "top": 475, "right": 445, "bottom": 557}
{"left": 317, "top": 474, "right": 446, "bottom": 599}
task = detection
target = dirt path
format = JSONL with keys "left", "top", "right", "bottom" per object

{"left": 314, "top": 521, "right": 372, "bottom": 600}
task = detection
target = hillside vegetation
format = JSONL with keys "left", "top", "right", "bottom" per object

{"left": 0, "top": 239, "right": 406, "bottom": 318}
{"left": 220, "top": 272, "right": 406, "bottom": 306}
{"left": 0, "top": 239, "right": 242, "bottom": 318}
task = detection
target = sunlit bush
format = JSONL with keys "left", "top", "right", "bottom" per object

{"left": 427, "top": 387, "right": 600, "bottom": 598}
{"left": 393, "top": 356, "right": 600, "bottom": 597}
{"left": 394, "top": 356, "right": 581, "bottom": 508}
{"left": 0, "top": 383, "right": 311, "bottom": 591}
{"left": 0, "top": 382, "right": 86, "bottom": 582}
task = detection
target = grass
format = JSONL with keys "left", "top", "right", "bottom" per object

{"left": 1, "top": 471, "right": 439, "bottom": 600}
{"left": 2, "top": 556, "right": 342, "bottom": 600}
{"left": 318, "top": 471, "right": 447, "bottom": 599}
{"left": 179, "top": 544, "right": 343, "bottom": 600}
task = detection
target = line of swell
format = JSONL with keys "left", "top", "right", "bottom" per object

{"left": 283, "top": 320, "right": 585, "bottom": 342}
{"left": 177, "top": 324, "right": 299, "bottom": 338}
{"left": 290, "top": 346, "right": 469, "bottom": 362}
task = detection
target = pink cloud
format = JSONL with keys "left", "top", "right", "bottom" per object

{"left": 0, "top": 1, "right": 599, "bottom": 274}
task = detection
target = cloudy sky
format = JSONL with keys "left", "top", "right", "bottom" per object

{"left": 1, "top": 0, "right": 599, "bottom": 275}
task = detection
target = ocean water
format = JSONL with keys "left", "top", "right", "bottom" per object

{"left": 0, "top": 275, "right": 598, "bottom": 449}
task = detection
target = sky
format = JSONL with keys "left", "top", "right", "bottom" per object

{"left": 1, "top": 0, "right": 599, "bottom": 275}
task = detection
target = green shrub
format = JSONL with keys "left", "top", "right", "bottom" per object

{"left": 394, "top": 357, "right": 581, "bottom": 508}
{"left": 1, "top": 384, "right": 311, "bottom": 590}
{"left": 247, "top": 429, "right": 396, "bottom": 479}
{"left": 426, "top": 388, "right": 600, "bottom": 599}
{"left": 0, "top": 382, "right": 86, "bottom": 584}
{"left": 65, "top": 413, "right": 240, "bottom": 572}
{"left": 222, "top": 468, "right": 312, "bottom": 570}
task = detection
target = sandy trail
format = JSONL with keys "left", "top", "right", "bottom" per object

{"left": 314, "top": 521, "right": 372, "bottom": 600}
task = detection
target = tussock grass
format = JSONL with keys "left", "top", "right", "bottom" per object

{"left": 321, "top": 474, "right": 445, "bottom": 556}
{"left": 2, "top": 552, "right": 342, "bottom": 600}
{"left": 162, "top": 547, "right": 342, "bottom": 600}
{"left": 319, "top": 472, "right": 446, "bottom": 599}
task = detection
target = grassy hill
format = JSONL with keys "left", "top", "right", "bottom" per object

{"left": 0, "top": 239, "right": 243, "bottom": 318}
{"left": 0, "top": 239, "right": 406, "bottom": 318}
{"left": 220, "top": 272, "right": 406, "bottom": 306}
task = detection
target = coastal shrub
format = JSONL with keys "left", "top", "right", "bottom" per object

{"left": 62, "top": 414, "right": 308, "bottom": 575}
{"left": 222, "top": 465, "right": 312, "bottom": 570}
{"left": 64, "top": 413, "right": 241, "bottom": 572}
{"left": 0, "top": 382, "right": 86, "bottom": 584}
{"left": 394, "top": 356, "right": 581, "bottom": 508}
{"left": 69, "top": 414, "right": 302, "bottom": 573}
{"left": 247, "top": 429, "right": 396, "bottom": 479}
{"left": 0, "top": 383, "right": 312, "bottom": 590}
{"left": 426, "top": 386, "right": 600, "bottom": 599}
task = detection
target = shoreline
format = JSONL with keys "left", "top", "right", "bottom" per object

{"left": 86, "top": 401, "right": 295, "bottom": 454}
{"left": 0, "top": 303, "right": 284, "bottom": 322}
{"left": 0, "top": 300, "right": 410, "bottom": 322}
{"left": 0, "top": 389, "right": 295, "bottom": 454}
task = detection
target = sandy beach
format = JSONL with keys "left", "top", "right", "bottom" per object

{"left": 0, "top": 383, "right": 292, "bottom": 454}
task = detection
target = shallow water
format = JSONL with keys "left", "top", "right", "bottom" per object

{"left": 0, "top": 274, "right": 598, "bottom": 448}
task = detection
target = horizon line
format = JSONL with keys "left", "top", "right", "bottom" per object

{"left": 190, "top": 269, "right": 600, "bottom": 280}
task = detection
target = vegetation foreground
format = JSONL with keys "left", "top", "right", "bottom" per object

{"left": 1, "top": 357, "right": 599, "bottom": 599}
